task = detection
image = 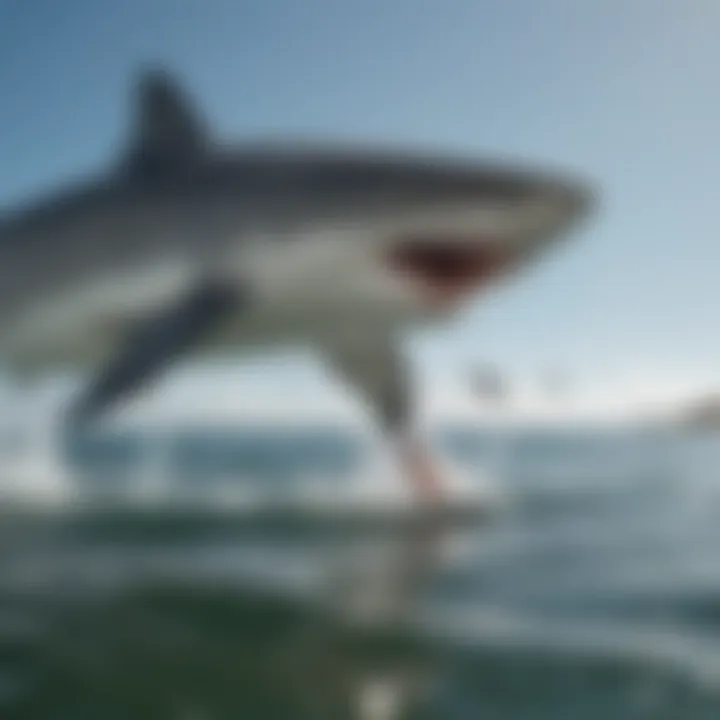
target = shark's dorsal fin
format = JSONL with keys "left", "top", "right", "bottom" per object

{"left": 123, "top": 69, "right": 208, "bottom": 176}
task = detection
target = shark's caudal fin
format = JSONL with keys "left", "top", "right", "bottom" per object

{"left": 122, "top": 68, "right": 209, "bottom": 175}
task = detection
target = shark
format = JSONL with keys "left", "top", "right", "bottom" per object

{"left": 0, "top": 69, "right": 595, "bottom": 503}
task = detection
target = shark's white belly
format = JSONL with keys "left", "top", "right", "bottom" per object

{"left": 1, "top": 229, "right": 432, "bottom": 375}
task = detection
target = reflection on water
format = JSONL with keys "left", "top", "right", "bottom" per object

{"left": 0, "top": 514, "right": 458, "bottom": 719}
{"left": 2, "top": 431, "right": 720, "bottom": 717}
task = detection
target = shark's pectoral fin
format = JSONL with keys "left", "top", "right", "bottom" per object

{"left": 323, "top": 334, "right": 448, "bottom": 504}
{"left": 323, "top": 332, "right": 414, "bottom": 435}
{"left": 67, "top": 279, "right": 245, "bottom": 427}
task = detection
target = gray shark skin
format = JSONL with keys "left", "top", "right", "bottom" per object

{"left": 0, "top": 69, "right": 595, "bottom": 429}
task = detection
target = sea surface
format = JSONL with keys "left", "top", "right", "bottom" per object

{"left": 2, "top": 426, "right": 720, "bottom": 718}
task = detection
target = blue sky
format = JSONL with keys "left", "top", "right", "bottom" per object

{"left": 1, "top": 0, "right": 719, "bottom": 416}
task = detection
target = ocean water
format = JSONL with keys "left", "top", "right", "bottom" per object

{"left": 2, "top": 427, "right": 720, "bottom": 718}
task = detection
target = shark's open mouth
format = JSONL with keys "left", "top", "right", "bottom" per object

{"left": 388, "top": 235, "right": 516, "bottom": 304}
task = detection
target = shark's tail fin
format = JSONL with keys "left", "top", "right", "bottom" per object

{"left": 123, "top": 67, "right": 209, "bottom": 176}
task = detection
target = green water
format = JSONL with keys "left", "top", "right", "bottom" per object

{"left": 2, "top": 430, "right": 720, "bottom": 718}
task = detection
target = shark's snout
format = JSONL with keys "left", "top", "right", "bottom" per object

{"left": 374, "top": 173, "right": 592, "bottom": 309}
